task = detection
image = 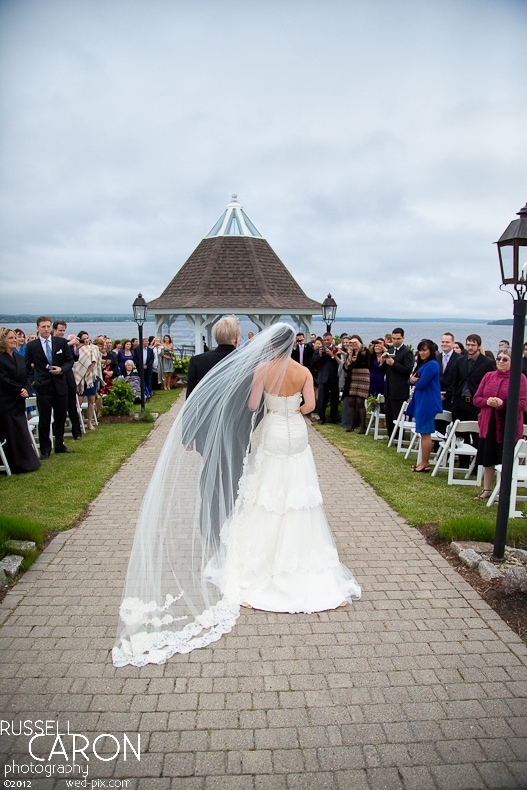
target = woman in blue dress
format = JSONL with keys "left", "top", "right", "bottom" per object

{"left": 406, "top": 339, "right": 442, "bottom": 472}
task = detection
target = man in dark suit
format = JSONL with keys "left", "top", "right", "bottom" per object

{"left": 133, "top": 337, "right": 155, "bottom": 395}
{"left": 438, "top": 332, "right": 458, "bottom": 412}
{"left": 25, "top": 315, "right": 74, "bottom": 459}
{"left": 312, "top": 332, "right": 340, "bottom": 424}
{"left": 186, "top": 316, "right": 240, "bottom": 400}
{"left": 381, "top": 327, "right": 414, "bottom": 437}
{"left": 451, "top": 333, "right": 496, "bottom": 464}
{"left": 291, "top": 332, "right": 313, "bottom": 370}
{"left": 53, "top": 319, "right": 82, "bottom": 440}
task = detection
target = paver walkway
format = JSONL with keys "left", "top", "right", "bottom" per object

{"left": 1, "top": 396, "right": 526, "bottom": 790}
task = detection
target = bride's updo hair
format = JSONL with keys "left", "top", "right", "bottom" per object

{"left": 268, "top": 324, "right": 295, "bottom": 356}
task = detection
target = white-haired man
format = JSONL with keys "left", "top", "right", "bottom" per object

{"left": 186, "top": 315, "right": 241, "bottom": 400}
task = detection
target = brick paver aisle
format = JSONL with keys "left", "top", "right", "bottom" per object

{"left": 1, "top": 396, "right": 526, "bottom": 789}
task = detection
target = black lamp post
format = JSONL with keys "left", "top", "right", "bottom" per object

{"left": 493, "top": 201, "right": 527, "bottom": 561}
{"left": 132, "top": 293, "right": 148, "bottom": 415}
{"left": 322, "top": 294, "right": 337, "bottom": 334}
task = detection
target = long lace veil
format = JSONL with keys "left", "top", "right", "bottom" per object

{"left": 113, "top": 322, "right": 296, "bottom": 667}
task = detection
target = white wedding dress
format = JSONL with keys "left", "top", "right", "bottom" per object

{"left": 206, "top": 392, "right": 361, "bottom": 612}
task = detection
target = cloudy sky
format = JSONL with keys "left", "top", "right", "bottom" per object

{"left": 0, "top": 0, "right": 526, "bottom": 320}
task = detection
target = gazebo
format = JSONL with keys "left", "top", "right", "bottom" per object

{"left": 148, "top": 195, "right": 321, "bottom": 352}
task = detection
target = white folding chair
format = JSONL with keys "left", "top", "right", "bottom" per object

{"left": 366, "top": 395, "right": 387, "bottom": 440}
{"left": 0, "top": 439, "right": 12, "bottom": 475}
{"left": 487, "top": 438, "right": 527, "bottom": 517}
{"left": 387, "top": 401, "right": 415, "bottom": 453}
{"left": 26, "top": 396, "right": 44, "bottom": 451}
{"left": 431, "top": 419, "right": 482, "bottom": 485}
{"left": 404, "top": 410, "right": 452, "bottom": 462}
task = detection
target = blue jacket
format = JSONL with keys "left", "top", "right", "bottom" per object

{"left": 406, "top": 359, "right": 442, "bottom": 432}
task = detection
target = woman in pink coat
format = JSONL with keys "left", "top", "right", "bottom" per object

{"left": 472, "top": 349, "right": 527, "bottom": 499}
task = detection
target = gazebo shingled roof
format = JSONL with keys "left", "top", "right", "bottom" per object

{"left": 148, "top": 195, "right": 321, "bottom": 351}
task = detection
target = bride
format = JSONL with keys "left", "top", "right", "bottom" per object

{"left": 113, "top": 323, "right": 361, "bottom": 667}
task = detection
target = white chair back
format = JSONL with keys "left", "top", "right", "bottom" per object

{"left": 0, "top": 439, "right": 12, "bottom": 475}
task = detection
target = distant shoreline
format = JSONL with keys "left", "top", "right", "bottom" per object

{"left": 0, "top": 313, "right": 503, "bottom": 325}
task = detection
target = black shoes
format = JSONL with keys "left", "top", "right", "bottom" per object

{"left": 40, "top": 452, "right": 50, "bottom": 460}
{"left": 55, "top": 447, "right": 75, "bottom": 454}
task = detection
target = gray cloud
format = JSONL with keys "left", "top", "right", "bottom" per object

{"left": 1, "top": 0, "right": 526, "bottom": 318}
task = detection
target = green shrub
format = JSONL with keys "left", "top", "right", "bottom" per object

{"left": 173, "top": 356, "right": 190, "bottom": 375}
{"left": 440, "top": 517, "right": 495, "bottom": 543}
{"left": 102, "top": 379, "right": 135, "bottom": 416}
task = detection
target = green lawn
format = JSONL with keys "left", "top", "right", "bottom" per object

{"left": 0, "top": 388, "right": 183, "bottom": 532}
{"left": 315, "top": 422, "right": 527, "bottom": 547}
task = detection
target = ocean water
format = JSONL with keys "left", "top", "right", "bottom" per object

{"left": 7, "top": 317, "right": 517, "bottom": 355}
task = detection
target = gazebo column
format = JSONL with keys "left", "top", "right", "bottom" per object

{"left": 185, "top": 314, "right": 220, "bottom": 354}
{"left": 290, "top": 314, "right": 313, "bottom": 337}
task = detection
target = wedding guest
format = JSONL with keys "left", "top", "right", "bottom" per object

{"left": 24, "top": 316, "right": 74, "bottom": 459}
{"left": 0, "top": 328, "right": 40, "bottom": 473}
{"left": 369, "top": 339, "right": 385, "bottom": 397}
{"left": 406, "top": 339, "right": 442, "bottom": 473}
{"left": 310, "top": 337, "right": 323, "bottom": 402}
{"left": 453, "top": 341, "right": 466, "bottom": 355}
{"left": 438, "top": 332, "right": 458, "bottom": 412}
{"left": 150, "top": 337, "right": 163, "bottom": 389}
{"left": 335, "top": 336, "right": 351, "bottom": 429}
{"left": 312, "top": 333, "right": 340, "bottom": 424}
{"left": 380, "top": 328, "right": 414, "bottom": 437}
{"left": 124, "top": 360, "right": 142, "bottom": 401}
{"left": 74, "top": 334, "right": 102, "bottom": 431}
{"left": 117, "top": 339, "right": 134, "bottom": 375}
{"left": 52, "top": 320, "right": 82, "bottom": 441}
{"left": 14, "top": 329, "right": 26, "bottom": 356}
{"left": 292, "top": 332, "right": 313, "bottom": 369}
{"left": 473, "top": 349, "right": 527, "bottom": 499}
{"left": 343, "top": 335, "right": 371, "bottom": 433}
{"left": 133, "top": 337, "right": 155, "bottom": 395}
{"left": 159, "top": 335, "right": 175, "bottom": 391}
{"left": 100, "top": 338, "right": 118, "bottom": 386}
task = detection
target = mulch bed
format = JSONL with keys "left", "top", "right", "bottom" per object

{"left": 416, "top": 523, "right": 527, "bottom": 641}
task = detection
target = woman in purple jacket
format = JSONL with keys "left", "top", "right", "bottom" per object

{"left": 473, "top": 349, "right": 527, "bottom": 499}
{"left": 406, "top": 339, "right": 442, "bottom": 472}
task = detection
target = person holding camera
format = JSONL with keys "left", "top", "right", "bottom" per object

{"left": 380, "top": 327, "right": 414, "bottom": 438}
{"left": 312, "top": 332, "right": 340, "bottom": 424}
{"left": 343, "top": 335, "right": 371, "bottom": 433}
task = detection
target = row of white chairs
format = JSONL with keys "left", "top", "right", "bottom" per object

{"left": 366, "top": 396, "right": 527, "bottom": 516}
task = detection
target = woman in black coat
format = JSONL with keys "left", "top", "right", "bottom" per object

{"left": 0, "top": 328, "right": 40, "bottom": 474}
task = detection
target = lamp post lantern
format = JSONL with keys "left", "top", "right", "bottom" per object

{"left": 132, "top": 293, "right": 148, "bottom": 415}
{"left": 493, "top": 201, "right": 527, "bottom": 561}
{"left": 322, "top": 294, "right": 337, "bottom": 334}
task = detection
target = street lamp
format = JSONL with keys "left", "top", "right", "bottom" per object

{"left": 493, "top": 201, "right": 527, "bottom": 561}
{"left": 322, "top": 294, "right": 337, "bottom": 334}
{"left": 132, "top": 293, "right": 148, "bottom": 415}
